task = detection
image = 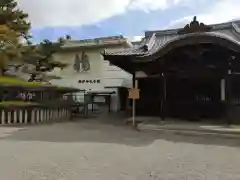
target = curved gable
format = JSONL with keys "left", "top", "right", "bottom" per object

{"left": 146, "top": 32, "right": 240, "bottom": 61}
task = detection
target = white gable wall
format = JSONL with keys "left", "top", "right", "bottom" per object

{"left": 50, "top": 46, "right": 132, "bottom": 112}
{"left": 51, "top": 49, "right": 105, "bottom": 91}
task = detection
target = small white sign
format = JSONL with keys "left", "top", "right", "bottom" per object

{"left": 78, "top": 79, "right": 101, "bottom": 84}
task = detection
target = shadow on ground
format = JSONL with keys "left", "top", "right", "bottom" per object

{"left": 1, "top": 112, "right": 240, "bottom": 147}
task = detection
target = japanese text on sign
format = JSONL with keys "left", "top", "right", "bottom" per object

{"left": 128, "top": 88, "right": 140, "bottom": 99}
{"left": 78, "top": 79, "right": 101, "bottom": 84}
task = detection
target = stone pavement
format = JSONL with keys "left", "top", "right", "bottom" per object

{"left": 1, "top": 114, "right": 240, "bottom": 179}
{"left": 126, "top": 116, "right": 240, "bottom": 138}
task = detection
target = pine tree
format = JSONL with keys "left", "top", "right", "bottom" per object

{"left": 26, "top": 39, "right": 68, "bottom": 82}
{"left": 0, "top": 0, "right": 31, "bottom": 75}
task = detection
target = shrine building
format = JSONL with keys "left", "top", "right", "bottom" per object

{"left": 102, "top": 17, "right": 240, "bottom": 122}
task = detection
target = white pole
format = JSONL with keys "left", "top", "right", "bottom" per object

{"left": 220, "top": 78, "right": 225, "bottom": 101}
{"left": 132, "top": 99, "right": 135, "bottom": 127}
{"left": 132, "top": 79, "right": 138, "bottom": 127}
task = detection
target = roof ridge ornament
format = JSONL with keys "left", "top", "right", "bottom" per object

{"left": 178, "top": 16, "right": 212, "bottom": 35}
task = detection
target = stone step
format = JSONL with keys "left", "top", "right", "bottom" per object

{"left": 138, "top": 123, "right": 240, "bottom": 138}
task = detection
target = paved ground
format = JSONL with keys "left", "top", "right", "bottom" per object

{"left": 1, "top": 114, "right": 240, "bottom": 180}
{"left": 138, "top": 119, "right": 240, "bottom": 138}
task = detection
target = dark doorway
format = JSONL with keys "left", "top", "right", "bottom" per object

{"left": 136, "top": 77, "right": 162, "bottom": 116}
{"left": 160, "top": 44, "right": 230, "bottom": 120}
{"left": 135, "top": 44, "right": 232, "bottom": 120}
{"left": 165, "top": 76, "right": 224, "bottom": 120}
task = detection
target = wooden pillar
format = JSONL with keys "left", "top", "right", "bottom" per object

{"left": 160, "top": 72, "right": 167, "bottom": 120}
{"left": 225, "top": 56, "right": 235, "bottom": 125}
{"left": 132, "top": 73, "right": 138, "bottom": 127}
{"left": 226, "top": 75, "right": 233, "bottom": 125}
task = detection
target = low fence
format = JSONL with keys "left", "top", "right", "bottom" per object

{"left": 0, "top": 105, "right": 71, "bottom": 125}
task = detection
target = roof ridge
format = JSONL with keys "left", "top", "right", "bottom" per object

{"left": 145, "top": 20, "right": 240, "bottom": 37}
{"left": 64, "top": 35, "right": 126, "bottom": 43}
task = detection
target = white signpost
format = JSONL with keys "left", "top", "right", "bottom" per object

{"left": 128, "top": 80, "right": 139, "bottom": 127}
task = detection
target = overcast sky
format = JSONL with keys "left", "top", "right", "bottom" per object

{"left": 17, "top": 0, "right": 240, "bottom": 42}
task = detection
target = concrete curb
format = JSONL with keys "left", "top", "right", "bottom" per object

{"left": 138, "top": 124, "right": 240, "bottom": 139}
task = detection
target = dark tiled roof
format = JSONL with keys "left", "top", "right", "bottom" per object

{"left": 131, "top": 41, "right": 142, "bottom": 47}
{"left": 102, "top": 36, "right": 149, "bottom": 56}
{"left": 103, "top": 20, "right": 240, "bottom": 58}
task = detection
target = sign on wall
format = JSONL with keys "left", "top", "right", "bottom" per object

{"left": 73, "top": 51, "right": 90, "bottom": 72}
{"left": 78, "top": 79, "right": 101, "bottom": 84}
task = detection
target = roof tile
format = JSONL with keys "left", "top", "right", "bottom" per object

{"left": 103, "top": 20, "right": 240, "bottom": 58}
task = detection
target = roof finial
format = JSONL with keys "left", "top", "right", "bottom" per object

{"left": 177, "top": 16, "right": 211, "bottom": 35}
{"left": 193, "top": 16, "right": 197, "bottom": 22}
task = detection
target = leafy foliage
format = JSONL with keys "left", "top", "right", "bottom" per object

{"left": 0, "top": 0, "right": 31, "bottom": 74}
{"left": 0, "top": 0, "right": 68, "bottom": 81}
{"left": 26, "top": 39, "right": 68, "bottom": 82}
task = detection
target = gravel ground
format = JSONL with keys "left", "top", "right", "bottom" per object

{"left": 0, "top": 116, "right": 240, "bottom": 180}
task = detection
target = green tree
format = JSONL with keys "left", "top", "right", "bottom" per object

{"left": 25, "top": 39, "right": 68, "bottom": 82}
{"left": 0, "top": 0, "right": 31, "bottom": 75}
